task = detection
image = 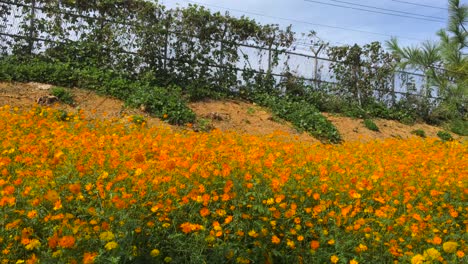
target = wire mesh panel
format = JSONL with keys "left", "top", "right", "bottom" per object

{"left": 0, "top": 0, "right": 449, "bottom": 104}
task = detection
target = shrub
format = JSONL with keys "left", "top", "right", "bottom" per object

{"left": 437, "top": 131, "right": 454, "bottom": 141}
{"left": 195, "top": 118, "right": 215, "bottom": 132}
{"left": 449, "top": 119, "right": 467, "bottom": 136}
{"left": 50, "top": 86, "right": 74, "bottom": 105}
{"left": 127, "top": 85, "right": 195, "bottom": 125}
{"left": 254, "top": 93, "right": 341, "bottom": 143}
{"left": 54, "top": 109, "right": 70, "bottom": 121}
{"left": 0, "top": 56, "right": 196, "bottom": 126}
{"left": 411, "top": 129, "right": 426, "bottom": 138}
{"left": 130, "top": 115, "right": 147, "bottom": 126}
{"left": 363, "top": 119, "right": 379, "bottom": 132}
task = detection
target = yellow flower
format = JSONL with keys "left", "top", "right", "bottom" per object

{"left": 135, "top": 168, "right": 143, "bottom": 176}
{"left": 104, "top": 241, "right": 118, "bottom": 251}
{"left": 356, "top": 243, "right": 368, "bottom": 252}
{"left": 456, "top": 250, "right": 465, "bottom": 258}
{"left": 248, "top": 230, "right": 258, "bottom": 238}
{"left": 24, "top": 239, "right": 41, "bottom": 250}
{"left": 150, "top": 249, "right": 160, "bottom": 257}
{"left": 411, "top": 254, "right": 425, "bottom": 264}
{"left": 424, "top": 248, "right": 440, "bottom": 260}
{"left": 236, "top": 257, "right": 250, "bottom": 264}
{"left": 442, "top": 241, "right": 458, "bottom": 253}
{"left": 328, "top": 239, "right": 335, "bottom": 245}
{"left": 286, "top": 239, "right": 295, "bottom": 249}
{"left": 266, "top": 198, "right": 274, "bottom": 205}
{"left": 350, "top": 260, "right": 359, "bottom": 264}
{"left": 99, "top": 231, "right": 115, "bottom": 241}
{"left": 164, "top": 257, "right": 172, "bottom": 263}
{"left": 330, "top": 255, "right": 339, "bottom": 263}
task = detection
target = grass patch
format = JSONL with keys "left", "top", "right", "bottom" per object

{"left": 255, "top": 93, "right": 341, "bottom": 143}
{"left": 50, "top": 86, "right": 74, "bottom": 105}
{"left": 363, "top": 119, "right": 379, "bottom": 132}
{"left": 449, "top": 119, "right": 467, "bottom": 136}
{"left": 437, "top": 130, "right": 454, "bottom": 141}
{"left": 411, "top": 129, "right": 426, "bottom": 138}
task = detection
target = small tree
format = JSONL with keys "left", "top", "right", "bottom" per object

{"left": 327, "top": 42, "right": 397, "bottom": 107}
{"left": 386, "top": 0, "right": 467, "bottom": 121}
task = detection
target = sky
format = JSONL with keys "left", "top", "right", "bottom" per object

{"left": 161, "top": 0, "right": 467, "bottom": 53}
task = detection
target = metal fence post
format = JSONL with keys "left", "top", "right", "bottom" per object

{"left": 267, "top": 43, "right": 272, "bottom": 73}
{"left": 163, "top": 14, "right": 171, "bottom": 71}
{"left": 218, "top": 22, "right": 228, "bottom": 89}
{"left": 28, "top": 0, "right": 36, "bottom": 55}
{"left": 391, "top": 73, "right": 396, "bottom": 106}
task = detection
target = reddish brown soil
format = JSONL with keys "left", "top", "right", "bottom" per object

{"left": 189, "top": 100, "right": 318, "bottom": 143}
{"left": 1, "top": 81, "right": 463, "bottom": 143}
{"left": 0, "top": 81, "right": 167, "bottom": 128}
{"left": 323, "top": 113, "right": 462, "bottom": 142}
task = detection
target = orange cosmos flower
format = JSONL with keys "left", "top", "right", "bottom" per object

{"left": 68, "top": 183, "right": 81, "bottom": 194}
{"left": 271, "top": 235, "right": 281, "bottom": 244}
{"left": 432, "top": 236, "right": 442, "bottom": 245}
{"left": 224, "top": 215, "right": 233, "bottom": 224}
{"left": 310, "top": 240, "right": 319, "bottom": 250}
{"left": 199, "top": 207, "right": 210, "bottom": 217}
{"left": 58, "top": 236, "right": 76, "bottom": 248}
{"left": 83, "top": 252, "right": 98, "bottom": 264}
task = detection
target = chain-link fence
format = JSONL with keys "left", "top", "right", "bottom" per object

{"left": 0, "top": 0, "right": 444, "bottom": 104}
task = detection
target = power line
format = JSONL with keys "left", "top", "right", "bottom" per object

{"left": 391, "top": 0, "right": 448, "bottom": 11}
{"left": 328, "top": 0, "right": 445, "bottom": 20}
{"left": 304, "top": 0, "right": 445, "bottom": 23}
{"left": 179, "top": 0, "right": 426, "bottom": 42}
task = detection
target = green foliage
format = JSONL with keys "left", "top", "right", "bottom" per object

{"left": 54, "top": 109, "right": 70, "bottom": 121}
{"left": 254, "top": 93, "right": 341, "bottom": 143}
{"left": 195, "top": 118, "right": 215, "bottom": 132}
{"left": 386, "top": 0, "right": 467, "bottom": 120}
{"left": 327, "top": 42, "right": 397, "bottom": 107}
{"left": 50, "top": 87, "right": 74, "bottom": 105}
{"left": 246, "top": 107, "right": 256, "bottom": 115}
{"left": 363, "top": 119, "right": 379, "bottom": 132}
{"left": 411, "top": 129, "right": 426, "bottom": 138}
{"left": 130, "top": 115, "right": 147, "bottom": 126}
{"left": 449, "top": 119, "right": 467, "bottom": 136}
{"left": 126, "top": 84, "right": 196, "bottom": 125}
{"left": 0, "top": 56, "right": 195, "bottom": 126}
{"left": 1, "top": 0, "right": 296, "bottom": 102}
{"left": 304, "top": 90, "right": 417, "bottom": 124}
{"left": 1, "top": 0, "right": 464, "bottom": 134}
{"left": 437, "top": 130, "right": 454, "bottom": 141}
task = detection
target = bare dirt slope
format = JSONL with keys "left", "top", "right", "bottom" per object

{"left": 0, "top": 81, "right": 167, "bottom": 128}
{"left": 0, "top": 82, "right": 462, "bottom": 143}
{"left": 189, "top": 100, "right": 317, "bottom": 143}
{"left": 323, "top": 113, "right": 459, "bottom": 142}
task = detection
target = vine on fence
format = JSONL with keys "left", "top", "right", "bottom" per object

{"left": 0, "top": 0, "right": 463, "bottom": 135}
{"left": 327, "top": 42, "right": 397, "bottom": 107}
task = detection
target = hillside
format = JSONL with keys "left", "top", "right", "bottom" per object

{"left": 0, "top": 81, "right": 463, "bottom": 143}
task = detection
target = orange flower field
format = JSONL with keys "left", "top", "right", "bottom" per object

{"left": 0, "top": 106, "right": 466, "bottom": 263}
